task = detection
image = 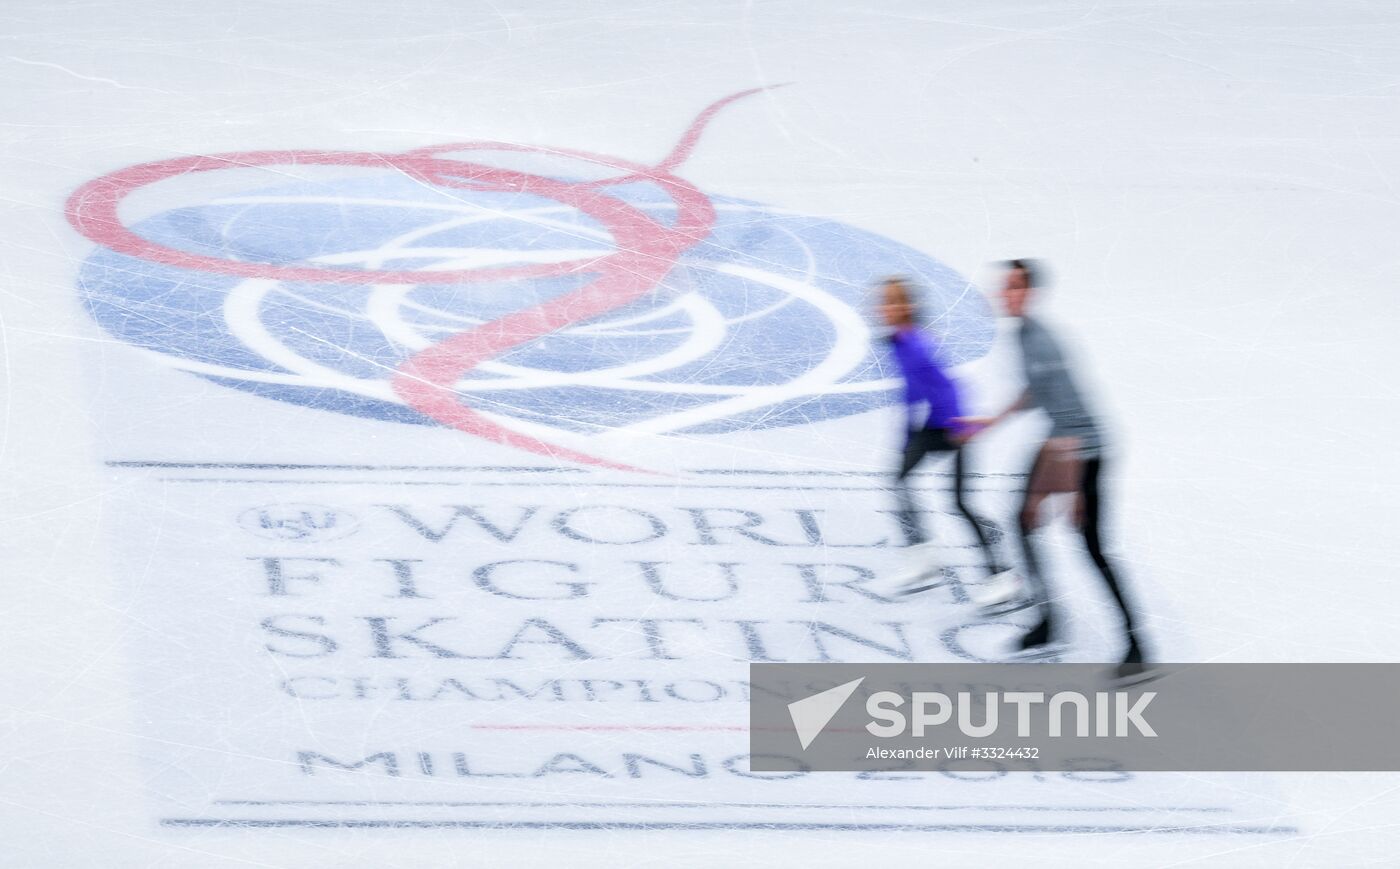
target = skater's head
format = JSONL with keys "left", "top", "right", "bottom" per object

{"left": 876, "top": 276, "right": 918, "bottom": 330}
{"left": 1000, "top": 258, "right": 1046, "bottom": 318}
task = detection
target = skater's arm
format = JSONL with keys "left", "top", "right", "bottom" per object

{"left": 993, "top": 389, "right": 1030, "bottom": 425}
{"left": 956, "top": 390, "right": 1029, "bottom": 435}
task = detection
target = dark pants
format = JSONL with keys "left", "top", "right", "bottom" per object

{"left": 893, "top": 427, "right": 1004, "bottom": 578}
{"left": 1017, "top": 451, "right": 1141, "bottom": 657}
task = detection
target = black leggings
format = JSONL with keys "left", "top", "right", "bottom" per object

{"left": 1018, "top": 452, "right": 1140, "bottom": 651}
{"left": 893, "top": 427, "right": 1005, "bottom": 578}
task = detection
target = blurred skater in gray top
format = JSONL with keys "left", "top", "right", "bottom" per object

{"left": 964, "top": 260, "right": 1146, "bottom": 673}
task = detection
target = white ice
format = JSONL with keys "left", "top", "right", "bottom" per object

{"left": 2, "top": 1, "right": 1398, "bottom": 866}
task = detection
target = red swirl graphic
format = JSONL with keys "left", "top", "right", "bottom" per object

{"left": 65, "top": 88, "right": 779, "bottom": 472}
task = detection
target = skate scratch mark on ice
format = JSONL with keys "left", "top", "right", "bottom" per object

{"left": 7, "top": 56, "right": 175, "bottom": 94}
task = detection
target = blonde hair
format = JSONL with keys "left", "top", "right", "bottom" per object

{"left": 878, "top": 276, "right": 919, "bottom": 326}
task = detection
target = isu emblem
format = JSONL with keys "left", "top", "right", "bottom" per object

{"left": 70, "top": 89, "right": 992, "bottom": 469}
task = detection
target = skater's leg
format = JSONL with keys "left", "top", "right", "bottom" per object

{"left": 884, "top": 430, "right": 947, "bottom": 595}
{"left": 952, "top": 446, "right": 1005, "bottom": 578}
{"left": 1079, "top": 456, "right": 1143, "bottom": 660}
{"left": 1017, "top": 448, "right": 1056, "bottom": 647}
{"left": 892, "top": 430, "right": 933, "bottom": 546}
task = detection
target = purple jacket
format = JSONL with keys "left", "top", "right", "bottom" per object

{"left": 889, "top": 327, "right": 964, "bottom": 434}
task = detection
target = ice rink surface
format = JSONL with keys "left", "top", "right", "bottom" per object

{"left": 3, "top": 1, "right": 1399, "bottom": 865}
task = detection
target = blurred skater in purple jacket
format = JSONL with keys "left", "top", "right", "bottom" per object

{"left": 877, "top": 277, "right": 1016, "bottom": 601}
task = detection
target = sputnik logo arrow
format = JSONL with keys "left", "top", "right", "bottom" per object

{"left": 787, "top": 677, "right": 865, "bottom": 750}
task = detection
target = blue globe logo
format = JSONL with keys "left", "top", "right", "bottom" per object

{"left": 70, "top": 91, "right": 993, "bottom": 467}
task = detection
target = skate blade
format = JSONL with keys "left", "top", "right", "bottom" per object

{"left": 1108, "top": 664, "right": 1164, "bottom": 688}
{"left": 977, "top": 596, "right": 1037, "bottom": 617}
{"left": 894, "top": 579, "right": 942, "bottom": 596}
{"left": 884, "top": 565, "right": 943, "bottom": 597}
{"left": 1005, "top": 642, "right": 1068, "bottom": 663}
{"left": 967, "top": 573, "right": 1024, "bottom": 607}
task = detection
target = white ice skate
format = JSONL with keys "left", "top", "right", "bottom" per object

{"left": 969, "top": 570, "right": 1036, "bottom": 617}
{"left": 968, "top": 569, "right": 1024, "bottom": 607}
{"left": 883, "top": 542, "right": 943, "bottom": 597}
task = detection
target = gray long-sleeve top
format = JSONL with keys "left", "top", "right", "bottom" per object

{"left": 1018, "top": 315, "right": 1104, "bottom": 456}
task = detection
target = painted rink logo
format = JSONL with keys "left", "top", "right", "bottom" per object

{"left": 69, "top": 89, "right": 993, "bottom": 469}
